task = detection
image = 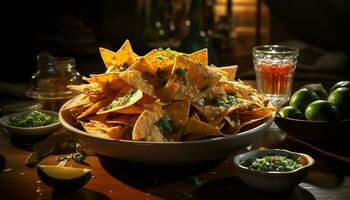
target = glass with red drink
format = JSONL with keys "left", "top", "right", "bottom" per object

{"left": 253, "top": 45, "right": 299, "bottom": 109}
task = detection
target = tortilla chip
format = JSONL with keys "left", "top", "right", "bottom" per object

{"left": 132, "top": 99, "right": 167, "bottom": 142}
{"left": 188, "top": 48, "right": 208, "bottom": 66}
{"left": 81, "top": 113, "right": 108, "bottom": 121}
{"left": 118, "top": 67, "right": 157, "bottom": 98}
{"left": 100, "top": 40, "right": 138, "bottom": 71}
{"left": 239, "top": 107, "right": 275, "bottom": 125}
{"left": 80, "top": 120, "right": 112, "bottom": 139}
{"left": 96, "top": 86, "right": 143, "bottom": 114}
{"left": 62, "top": 94, "right": 90, "bottom": 111}
{"left": 84, "top": 73, "right": 126, "bottom": 92}
{"left": 107, "top": 114, "right": 138, "bottom": 127}
{"left": 162, "top": 100, "right": 190, "bottom": 141}
{"left": 67, "top": 83, "right": 103, "bottom": 96}
{"left": 107, "top": 126, "right": 126, "bottom": 139}
{"left": 77, "top": 98, "right": 113, "bottom": 119}
{"left": 219, "top": 65, "right": 238, "bottom": 81}
{"left": 220, "top": 116, "right": 241, "bottom": 135}
{"left": 183, "top": 118, "right": 222, "bottom": 138}
{"left": 162, "top": 56, "right": 221, "bottom": 101}
{"left": 113, "top": 104, "right": 144, "bottom": 114}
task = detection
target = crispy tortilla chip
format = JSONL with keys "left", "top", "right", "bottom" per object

{"left": 107, "top": 114, "right": 138, "bottom": 127}
{"left": 78, "top": 98, "right": 113, "bottom": 119}
{"left": 162, "top": 100, "right": 190, "bottom": 141}
{"left": 183, "top": 118, "right": 222, "bottom": 137}
{"left": 219, "top": 65, "right": 238, "bottom": 81}
{"left": 113, "top": 104, "right": 144, "bottom": 114}
{"left": 80, "top": 113, "right": 108, "bottom": 122}
{"left": 132, "top": 100, "right": 167, "bottom": 142}
{"left": 80, "top": 120, "right": 112, "bottom": 139}
{"left": 100, "top": 40, "right": 138, "bottom": 71}
{"left": 84, "top": 73, "right": 126, "bottom": 92}
{"left": 67, "top": 83, "right": 103, "bottom": 96}
{"left": 97, "top": 86, "right": 143, "bottom": 114}
{"left": 119, "top": 61, "right": 158, "bottom": 98}
{"left": 220, "top": 116, "right": 241, "bottom": 135}
{"left": 239, "top": 107, "right": 275, "bottom": 124}
{"left": 162, "top": 56, "right": 221, "bottom": 101}
{"left": 107, "top": 126, "right": 126, "bottom": 139}
{"left": 62, "top": 94, "right": 90, "bottom": 110}
{"left": 188, "top": 48, "right": 208, "bottom": 66}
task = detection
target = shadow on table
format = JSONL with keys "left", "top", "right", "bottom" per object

{"left": 196, "top": 177, "right": 315, "bottom": 200}
{"left": 98, "top": 154, "right": 225, "bottom": 189}
{"left": 52, "top": 188, "right": 110, "bottom": 200}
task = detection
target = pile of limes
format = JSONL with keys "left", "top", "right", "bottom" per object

{"left": 278, "top": 81, "right": 350, "bottom": 121}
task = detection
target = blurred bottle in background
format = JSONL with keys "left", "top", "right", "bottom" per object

{"left": 179, "top": 0, "right": 217, "bottom": 64}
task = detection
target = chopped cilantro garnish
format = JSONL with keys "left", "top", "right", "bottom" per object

{"left": 155, "top": 116, "right": 173, "bottom": 134}
{"left": 10, "top": 110, "right": 58, "bottom": 127}
{"left": 57, "top": 152, "right": 87, "bottom": 163}
{"left": 174, "top": 68, "right": 187, "bottom": 75}
{"left": 155, "top": 55, "right": 166, "bottom": 61}
{"left": 102, "top": 89, "right": 137, "bottom": 111}
{"left": 203, "top": 94, "right": 242, "bottom": 107}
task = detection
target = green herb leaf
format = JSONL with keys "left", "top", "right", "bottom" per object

{"left": 174, "top": 68, "right": 187, "bottom": 75}
{"left": 155, "top": 116, "right": 173, "bottom": 134}
{"left": 155, "top": 55, "right": 166, "bottom": 61}
{"left": 57, "top": 152, "right": 87, "bottom": 163}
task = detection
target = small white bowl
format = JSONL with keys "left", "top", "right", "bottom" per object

{"left": 233, "top": 149, "right": 314, "bottom": 191}
{"left": 0, "top": 110, "right": 61, "bottom": 137}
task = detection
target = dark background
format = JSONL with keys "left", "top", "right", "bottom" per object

{"left": 0, "top": 0, "right": 349, "bottom": 83}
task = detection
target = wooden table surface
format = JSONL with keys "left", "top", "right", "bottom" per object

{"left": 1, "top": 124, "right": 350, "bottom": 200}
{"left": 1, "top": 80, "right": 350, "bottom": 200}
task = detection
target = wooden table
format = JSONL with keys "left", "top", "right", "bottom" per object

{"left": 1, "top": 80, "right": 350, "bottom": 200}
{"left": 1, "top": 124, "right": 350, "bottom": 200}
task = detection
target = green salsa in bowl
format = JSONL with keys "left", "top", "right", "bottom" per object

{"left": 0, "top": 110, "right": 61, "bottom": 137}
{"left": 233, "top": 149, "right": 314, "bottom": 191}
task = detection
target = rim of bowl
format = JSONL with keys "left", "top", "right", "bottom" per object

{"left": 233, "top": 149, "right": 315, "bottom": 176}
{"left": 0, "top": 110, "right": 61, "bottom": 130}
{"left": 275, "top": 115, "right": 350, "bottom": 123}
{"left": 59, "top": 97, "right": 275, "bottom": 145}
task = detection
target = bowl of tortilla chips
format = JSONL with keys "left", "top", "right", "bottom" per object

{"left": 59, "top": 40, "right": 275, "bottom": 164}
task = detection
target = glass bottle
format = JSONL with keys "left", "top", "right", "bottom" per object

{"left": 26, "top": 52, "right": 82, "bottom": 111}
{"left": 179, "top": 0, "right": 217, "bottom": 64}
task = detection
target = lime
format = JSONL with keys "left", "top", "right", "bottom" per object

{"left": 302, "top": 83, "right": 328, "bottom": 100}
{"left": 289, "top": 88, "right": 320, "bottom": 113}
{"left": 305, "top": 100, "right": 341, "bottom": 121}
{"left": 36, "top": 165, "right": 92, "bottom": 190}
{"left": 278, "top": 106, "right": 304, "bottom": 119}
{"left": 327, "top": 87, "right": 350, "bottom": 119}
{"left": 329, "top": 81, "right": 350, "bottom": 93}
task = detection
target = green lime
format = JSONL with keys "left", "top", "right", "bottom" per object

{"left": 36, "top": 165, "right": 92, "bottom": 191}
{"left": 278, "top": 106, "right": 304, "bottom": 119}
{"left": 329, "top": 81, "right": 350, "bottom": 93}
{"left": 289, "top": 88, "right": 320, "bottom": 113}
{"left": 305, "top": 100, "right": 341, "bottom": 121}
{"left": 302, "top": 83, "right": 328, "bottom": 100}
{"left": 327, "top": 87, "right": 350, "bottom": 119}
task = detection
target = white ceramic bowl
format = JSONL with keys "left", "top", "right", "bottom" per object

{"left": 233, "top": 149, "right": 314, "bottom": 191}
{"left": 0, "top": 110, "right": 61, "bottom": 137}
{"left": 59, "top": 99, "right": 275, "bottom": 164}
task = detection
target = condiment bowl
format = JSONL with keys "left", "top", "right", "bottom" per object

{"left": 233, "top": 149, "right": 314, "bottom": 191}
{"left": 0, "top": 110, "right": 61, "bottom": 137}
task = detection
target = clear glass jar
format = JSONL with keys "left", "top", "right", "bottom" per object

{"left": 26, "top": 52, "right": 83, "bottom": 111}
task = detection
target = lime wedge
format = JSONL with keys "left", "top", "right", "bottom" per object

{"left": 36, "top": 165, "right": 92, "bottom": 190}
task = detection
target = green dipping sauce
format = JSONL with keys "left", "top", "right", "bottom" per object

{"left": 10, "top": 110, "right": 58, "bottom": 128}
{"left": 240, "top": 155, "right": 303, "bottom": 172}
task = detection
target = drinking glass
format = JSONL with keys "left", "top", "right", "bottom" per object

{"left": 253, "top": 45, "right": 299, "bottom": 109}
